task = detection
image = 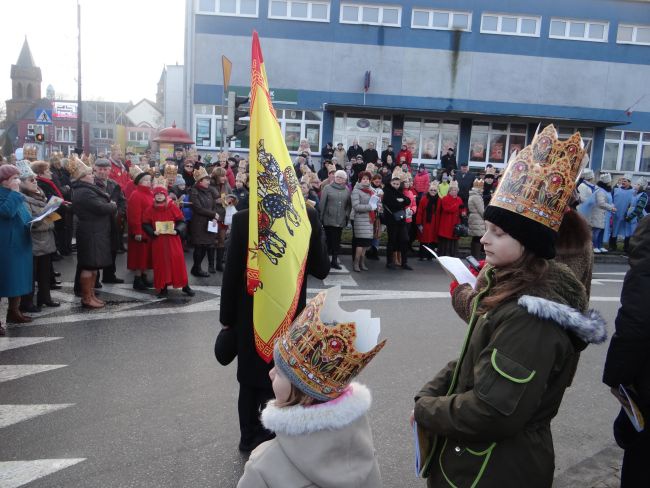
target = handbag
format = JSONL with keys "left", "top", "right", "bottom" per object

{"left": 454, "top": 215, "right": 469, "bottom": 237}
{"left": 385, "top": 206, "right": 406, "bottom": 222}
{"left": 214, "top": 327, "right": 237, "bottom": 366}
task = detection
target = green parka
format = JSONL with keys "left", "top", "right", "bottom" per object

{"left": 414, "top": 262, "right": 607, "bottom": 488}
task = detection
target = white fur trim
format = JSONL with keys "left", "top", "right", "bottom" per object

{"left": 261, "top": 382, "right": 372, "bottom": 436}
{"left": 518, "top": 295, "right": 607, "bottom": 344}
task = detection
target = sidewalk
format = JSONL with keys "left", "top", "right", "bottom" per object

{"left": 553, "top": 443, "right": 623, "bottom": 488}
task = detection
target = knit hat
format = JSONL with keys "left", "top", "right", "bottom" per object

{"left": 334, "top": 169, "right": 347, "bottom": 180}
{"left": 274, "top": 287, "right": 385, "bottom": 402}
{"left": 16, "top": 160, "right": 35, "bottom": 180}
{"left": 484, "top": 124, "right": 586, "bottom": 260}
{"left": 599, "top": 172, "right": 612, "bottom": 184}
{"left": 152, "top": 185, "right": 168, "bottom": 196}
{"left": 94, "top": 158, "right": 111, "bottom": 168}
{"left": 174, "top": 175, "right": 185, "bottom": 186}
{"left": 134, "top": 171, "right": 150, "bottom": 185}
{"left": 0, "top": 164, "right": 19, "bottom": 183}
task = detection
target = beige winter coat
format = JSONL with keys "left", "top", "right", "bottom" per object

{"left": 237, "top": 383, "right": 381, "bottom": 488}
{"left": 467, "top": 189, "right": 486, "bottom": 237}
{"left": 351, "top": 184, "right": 375, "bottom": 240}
{"left": 588, "top": 187, "right": 616, "bottom": 229}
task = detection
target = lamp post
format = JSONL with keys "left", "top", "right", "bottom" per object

{"left": 75, "top": 1, "right": 83, "bottom": 156}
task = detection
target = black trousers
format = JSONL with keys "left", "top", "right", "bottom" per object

{"left": 238, "top": 384, "right": 274, "bottom": 445}
{"left": 192, "top": 246, "right": 207, "bottom": 270}
{"left": 55, "top": 205, "right": 74, "bottom": 254}
{"left": 21, "top": 254, "right": 52, "bottom": 307}
{"left": 386, "top": 222, "right": 409, "bottom": 265}
{"left": 614, "top": 408, "right": 650, "bottom": 487}
{"left": 101, "top": 251, "right": 118, "bottom": 280}
{"left": 324, "top": 226, "right": 343, "bottom": 260}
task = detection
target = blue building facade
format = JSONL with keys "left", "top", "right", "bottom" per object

{"left": 184, "top": 0, "right": 650, "bottom": 176}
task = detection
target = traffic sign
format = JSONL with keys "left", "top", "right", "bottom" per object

{"left": 35, "top": 109, "right": 53, "bottom": 125}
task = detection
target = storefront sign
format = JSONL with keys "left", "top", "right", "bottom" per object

{"left": 53, "top": 102, "right": 78, "bottom": 119}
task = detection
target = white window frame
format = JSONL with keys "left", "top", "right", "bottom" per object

{"left": 616, "top": 23, "right": 650, "bottom": 46}
{"left": 268, "top": 0, "right": 330, "bottom": 22}
{"left": 549, "top": 18, "right": 609, "bottom": 42}
{"left": 480, "top": 13, "right": 541, "bottom": 37}
{"left": 92, "top": 128, "right": 113, "bottom": 140}
{"left": 128, "top": 131, "right": 149, "bottom": 142}
{"left": 468, "top": 122, "right": 529, "bottom": 167}
{"left": 196, "top": 0, "right": 259, "bottom": 18}
{"left": 602, "top": 130, "right": 650, "bottom": 174}
{"left": 411, "top": 9, "right": 471, "bottom": 32}
{"left": 55, "top": 127, "right": 76, "bottom": 143}
{"left": 339, "top": 3, "right": 401, "bottom": 27}
{"left": 401, "top": 118, "right": 460, "bottom": 164}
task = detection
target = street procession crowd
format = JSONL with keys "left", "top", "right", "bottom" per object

{"left": 1, "top": 127, "right": 650, "bottom": 487}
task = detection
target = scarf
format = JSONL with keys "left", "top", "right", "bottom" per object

{"left": 36, "top": 176, "right": 63, "bottom": 199}
{"left": 425, "top": 194, "right": 438, "bottom": 221}
{"left": 360, "top": 186, "right": 376, "bottom": 223}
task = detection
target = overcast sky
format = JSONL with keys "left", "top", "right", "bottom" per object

{"left": 1, "top": 0, "right": 185, "bottom": 105}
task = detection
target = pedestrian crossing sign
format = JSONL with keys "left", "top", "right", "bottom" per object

{"left": 35, "top": 109, "right": 53, "bottom": 124}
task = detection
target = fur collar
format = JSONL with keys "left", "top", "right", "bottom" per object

{"left": 518, "top": 295, "right": 607, "bottom": 345}
{"left": 261, "top": 382, "right": 372, "bottom": 436}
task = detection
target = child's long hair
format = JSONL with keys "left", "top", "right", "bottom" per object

{"left": 275, "top": 384, "right": 325, "bottom": 408}
{"left": 478, "top": 251, "right": 549, "bottom": 313}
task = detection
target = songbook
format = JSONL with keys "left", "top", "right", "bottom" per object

{"left": 423, "top": 246, "right": 477, "bottom": 288}
{"left": 155, "top": 221, "right": 176, "bottom": 235}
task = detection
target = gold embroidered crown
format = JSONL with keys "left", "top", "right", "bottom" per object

{"left": 490, "top": 124, "right": 586, "bottom": 232}
{"left": 153, "top": 175, "right": 167, "bottom": 189}
{"left": 274, "top": 287, "right": 386, "bottom": 401}
{"left": 129, "top": 165, "right": 143, "bottom": 180}
{"left": 23, "top": 145, "right": 38, "bottom": 160}
{"left": 164, "top": 163, "right": 178, "bottom": 180}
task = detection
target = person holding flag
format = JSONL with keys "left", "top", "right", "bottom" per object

{"left": 217, "top": 31, "right": 329, "bottom": 453}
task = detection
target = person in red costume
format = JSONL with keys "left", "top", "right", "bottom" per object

{"left": 127, "top": 172, "right": 154, "bottom": 290}
{"left": 142, "top": 185, "right": 195, "bottom": 298}
{"left": 437, "top": 180, "right": 462, "bottom": 256}
{"left": 397, "top": 143, "right": 413, "bottom": 169}
{"left": 416, "top": 181, "right": 440, "bottom": 260}
{"left": 108, "top": 143, "right": 130, "bottom": 189}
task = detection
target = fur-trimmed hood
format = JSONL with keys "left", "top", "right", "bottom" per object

{"left": 262, "top": 382, "right": 371, "bottom": 436}
{"left": 240, "top": 383, "right": 381, "bottom": 488}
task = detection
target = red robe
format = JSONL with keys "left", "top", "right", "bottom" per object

{"left": 416, "top": 194, "right": 439, "bottom": 243}
{"left": 109, "top": 158, "right": 131, "bottom": 189}
{"left": 127, "top": 185, "right": 153, "bottom": 270}
{"left": 143, "top": 201, "right": 188, "bottom": 290}
{"left": 437, "top": 194, "right": 462, "bottom": 240}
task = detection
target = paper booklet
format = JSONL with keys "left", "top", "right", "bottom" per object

{"left": 29, "top": 196, "right": 63, "bottom": 224}
{"left": 155, "top": 221, "right": 175, "bottom": 235}
{"left": 618, "top": 385, "right": 645, "bottom": 432}
{"left": 423, "top": 246, "right": 477, "bottom": 288}
{"left": 414, "top": 421, "right": 436, "bottom": 478}
{"left": 207, "top": 220, "right": 219, "bottom": 233}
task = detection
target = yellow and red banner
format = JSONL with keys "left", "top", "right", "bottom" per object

{"left": 247, "top": 31, "right": 311, "bottom": 363}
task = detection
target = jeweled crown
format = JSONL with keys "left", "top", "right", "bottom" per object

{"left": 274, "top": 287, "right": 386, "bottom": 401}
{"left": 164, "top": 163, "right": 177, "bottom": 180}
{"left": 490, "top": 124, "right": 586, "bottom": 232}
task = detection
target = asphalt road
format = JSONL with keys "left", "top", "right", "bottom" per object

{"left": 0, "top": 253, "right": 628, "bottom": 488}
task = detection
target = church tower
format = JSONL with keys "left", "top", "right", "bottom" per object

{"left": 5, "top": 38, "right": 42, "bottom": 123}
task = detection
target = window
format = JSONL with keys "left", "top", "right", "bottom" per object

{"left": 401, "top": 119, "right": 460, "bottom": 163}
{"left": 411, "top": 9, "right": 471, "bottom": 31}
{"left": 55, "top": 127, "right": 76, "bottom": 143}
{"left": 549, "top": 18, "right": 609, "bottom": 42}
{"left": 193, "top": 108, "right": 323, "bottom": 152}
{"left": 92, "top": 128, "right": 113, "bottom": 139}
{"left": 269, "top": 0, "right": 330, "bottom": 22}
{"left": 603, "top": 130, "right": 650, "bottom": 174}
{"left": 197, "top": 0, "right": 258, "bottom": 17}
{"left": 469, "top": 122, "right": 528, "bottom": 166}
{"left": 333, "top": 113, "right": 392, "bottom": 157}
{"left": 480, "top": 13, "right": 540, "bottom": 37}
{"left": 339, "top": 3, "right": 401, "bottom": 27}
{"left": 128, "top": 131, "right": 149, "bottom": 142}
{"left": 617, "top": 24, "right": 650, "bottom": 45}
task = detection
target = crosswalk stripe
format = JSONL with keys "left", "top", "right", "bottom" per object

{"left": 0, "top": 365, "right": 67, "bottom": 383}
{"left": 0, "top": 459, "right": 85, "bottom": 488}
{"left": 0, "top": 337, "right": 62, "bottom": 352}
{"left": 323, "top": 274, "right": 358, "bottom": 287}
{"left": 0, "top": 404, "right": 74, "bottom": 429}
{"left": 328, "top": 264, "right": 351, "bottom": 274}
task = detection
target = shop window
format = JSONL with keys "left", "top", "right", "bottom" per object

{"left": 333, "top": 113, "right": 392, "bottom": 157}
{"left": 602, "top": 130, "right": 650, "bottom": 174}
{"left": 469, "top": 122, "right": 527, "bottom": 167}
{"left": 402, "top": 119, "right": 459, "bottom": 163}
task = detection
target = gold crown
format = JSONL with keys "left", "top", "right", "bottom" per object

{"left": 23, "top": 145, "right": 38, "bottom": 160}
{"left": 67, "top": 156, "right": 92, "bottom": 181}
{"left": 129, "top": 165, "right": 143, "bottom": 180}
{"left": 490, "top": 124, "right": 586, "bottom": 232}
{"left": 153, "top": 176, "right": 167, "bottom": 189}
{"left": 274, "top": 287, "right": 386, "bottom": 401}
{"left": 164, "top": 163, "right": 178, "bottom": 179}
{"left": 193, "top": 166, "right": 209, "bottom": 181}
{"left": 110, "top": 143, "right": 122, "bottom": 155}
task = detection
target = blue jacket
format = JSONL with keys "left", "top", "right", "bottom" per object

{"left": 0, "top": 187, "right": 33, "bottom": 297}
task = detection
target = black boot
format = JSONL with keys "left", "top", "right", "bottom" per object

{"left": 216, "top": 248, "right": 225, "bottom": 272}
{"left": 191, "top": 246, "right": 209, "bottom": 277}
{"left": 156, "top": 286, "right": 168, "bottom": 299}
{"left": 609, "top": 237, "right": 618, "bottom": 251}
{"left": 623, "top": 237, "right": 630, "bottom": 254}
{"left": 366, "top": 246, "right": 379, "bottom": 260}
{"left": 133, "top": 276, "right": 147, "bottom": 291}
{"left": 94, "top": 273, "right": 103, "bottom": 289}
{"left": 141, "top": 273, "right": 153, "bottom": 288}
{"left": 207, "top": 247, "right": 216, "bottom": 274}
{"left": 330, "top": 256, "right": 342, "bottom": 270}
{"left": 182, "top": 285, "right": 195, "bottom": 297}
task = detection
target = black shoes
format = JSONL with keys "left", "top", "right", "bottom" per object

{"left": 38, "top": 300, "right": 61, "bottom": 308}
{"left": 156, "top": 287, "right": 168, "bottom": 299}
{"left": 386, "top": 263, "right": 397, "bottom": 270}
{"left": 133, "top": 276, "right": 148, "bottom": 291}
{"left": 20, "top": 304, "right": 41, "bottom": 313}
{"left": 330, "top": 261, "right": 342, "bottom": 270}
{"left": 402, "top": 264, "right": 414, "bottom": 271}
{"left": 182, "top": 286, "right": 195, "bottom": 297}
{"left": 191, "top": 268, "right": 210, "bottom": 278}
{"left": 103, "top": 276, "right": 125, "bottom": 284}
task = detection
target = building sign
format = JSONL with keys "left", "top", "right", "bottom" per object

{"left": 35, "top": 109, "right": 53, "bottom": 124}
{"left": 230, "top": 86, "right": 298, "bottom": 105}
{"left": 53, "top": 102, "right": 78, "bottom": 119}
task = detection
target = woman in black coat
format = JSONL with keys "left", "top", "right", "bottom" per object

{"left": 70, "top": 160, "right": 116, "bottom": 309}
{"left": 189, "top": 168, "right": 219, "bottom": 277}
{"left": 382, "top": 175, "right": 412, "bottom": 270}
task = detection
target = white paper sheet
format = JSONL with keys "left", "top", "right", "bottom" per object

{"left": 423, "top": 246, "right": 477, "bottom": 288}
{"left": 207, "top": 220, "right": 219, "bottom": 233}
